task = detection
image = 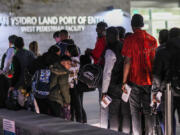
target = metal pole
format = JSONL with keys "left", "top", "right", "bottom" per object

{"left": 165, "top": 83, "right": 172, "bottom": 135}
{"left": 165, "top": 20, "right": 168, "bottom": 29}
{"left": 148, "top": 9, "right": 152, "bottom": 35}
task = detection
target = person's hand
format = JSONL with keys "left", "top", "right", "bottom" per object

{"left": 64, "top": 104, "right": 70, "bottom": 110}
{"left": 101, "top": 93, "right": 108, "bottom": 105}
{"left": 85, "top": 48, "right": 92, "bottom": 56}
{"left": 152, "top": 93, "right": 160, "bottom": 103}
{"left": 9, "top": 87, "right": 14, "bottom": 92}
{"left": 121, "top": 83, "right": 127, "bottom": 94}
{"left": 101, "top": 93, "right": 106, "bottom": 100}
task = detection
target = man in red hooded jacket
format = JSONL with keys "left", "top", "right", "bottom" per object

{"left": 85, "top": 21, "right": 108, "bottom": 64}
{"left": 85, "top": 21, "right": 108, "bottom": 128}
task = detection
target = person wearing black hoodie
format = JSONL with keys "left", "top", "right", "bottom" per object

{"left": 156, "top": 29, "right": 169, "bottom": 52}
{"left": 167, "top": 34, "right": 180, "bottom": 135}
{"left": 28, "top": 45, "right": 61, "bottom": 114}
{"left": 101, "top": 27, "right": 131, "bottom": 133}
{"left": 152, "top": 27, "right": 180, "bottom": 135}
{"left": 28, "top": 45, "right": 61, "bottom": 76}
{"left": 53, "top": 30, "right": 69, "bottom": 56}
{"left": 9, "top": 37, "right": 35, "bottom": 90}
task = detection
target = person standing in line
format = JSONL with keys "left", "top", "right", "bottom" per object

{"left": 117, "top": 26, "right": 132, "bottom": 134}
{"left": 151, "top": 29, "right": 169, "bottom": 134}
{"left": 117, "top": 26, "right": 126, "bottom": 42}
{"left": 28, "top": 45, "right": 61, "bottom": 77}
{"left": 29, "top": 45, "right": 61, "bottom": 115}
{"left": 152, "top": 28, "right": 180, "bottom": 135}
{"left": 29, "top": 41, "right": 40, "bottom": 57}
{"left": 156, "top": 29, "right": 169, "bottom": 52}
{"left": 9, "top": 37, "right": 35, "bottom": 91}
{"left": 169, "top": 28, "right": 180, "bottom": 135}
{"left": 65, "top": 44, "right": 82, "bottom": 122}
{"left": 78, "top": 54, "right": 92, "bottom": 123}
{"left": 101, "top": 27, "right": 131, "bottom": 133}
{"left": 85, "top": 22, "right": 108, "bottom": 65}
{"left": 121, "top": 14, "right": 157, "bottom": 135}
{"left": 0, "top": 35, "right": 17, "bottom": 108}
{"left": 85, "top": 21, "right": 108, "bottom": 128}
{"left": 0, "top": 35, "right": 17, "bottom": 75}
{"left": 53, "top": 31, "right": 61, "bottom": 43}
{"left": 48, "top": 56, "right": 71, "bottom": 120}
{"left": 53, "top": 30, "right": 69, "bottom": 56}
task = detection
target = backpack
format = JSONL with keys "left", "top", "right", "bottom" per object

{"left": 32, "top": 68, "right": 51, "bottom": 99}
{"left": 170, "top": 50, "right": 180, "bottom": 95}
{"left": 78, "top": 64, "right": 102, "bottom": 89}
{"left": 76, "top": 80, "right": 95, "bottom": 92}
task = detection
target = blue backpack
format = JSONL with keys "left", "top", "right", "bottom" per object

{"left": 32, "top": 69, "right": 51, "bottom": 99}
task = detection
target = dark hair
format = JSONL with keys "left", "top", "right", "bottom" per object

{"left": 80, "top": 54, "right": 91, "bottom": 67}
{"left": 14, "top": 37, "right": 24, "bottom": 49}
{"left": 106, "top": 27, "right": 119, "bottom": 37}
{"left": 60, "top": 55, "right": 72, "bottom": 62}
{"left": 169, "top": 27, "right": 180, "bottom": 39}
{"left": 131, "top": 14, "right": 144, "bottom": 28}
{"left": 48, "top": 45, "right": 60, "bottom": 54}
{"left": 29, "top": 41, "right": 39, "bottom": 56}
{"left": 63, "top": 39, "right": 75, "bottom": 45}
{"left": 125, "top": 32, "right": 133, "bottom": 38}
{"left": 60, "top": 30, "right": 68, "bottom": 37}
{"left": 97, "top": 21, "right": 108, "bottom": 29}
{"left": 117, "top": 26, "right": 126, "bottom": 39}
{"left": 66, "top": 44, "right": 79, "bottom": 57}
{"left": 8, "top": 35, "right": 17, "bottom": 44}
{"left": 159, "top": 29, "right": 169, "bottom": 44}
{"left": 53, "top": 31, "right": 60, "bottom": 38}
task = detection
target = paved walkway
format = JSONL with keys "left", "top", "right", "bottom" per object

{"left": 83, "top": 90, "right": 180, "bottom": 134}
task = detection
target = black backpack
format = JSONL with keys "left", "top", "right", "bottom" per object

{"left": 170, "top": 50, "right": 180, "bottom": 95}
{"left": 32, "top": 68, "right": 51, "bottom": 99}
{"left": 76, "top": 81, "right": 95, "bottom": 93}
{"left": 78, "top": 64, "right": 102, "bottom": 89}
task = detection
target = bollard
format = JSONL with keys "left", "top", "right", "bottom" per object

{"left": 165, "top": 83, "right": 172, "bottom": 135}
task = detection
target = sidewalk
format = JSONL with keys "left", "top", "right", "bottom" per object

{"left": 83, "top": 90, "right": 180, "bottom": 134}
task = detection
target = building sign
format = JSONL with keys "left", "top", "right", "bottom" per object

{"left": 3, "top": 119, "right": 16, "bottom": 135}
{"left": 0, "top": 16, "right": 104, "bottom": 32}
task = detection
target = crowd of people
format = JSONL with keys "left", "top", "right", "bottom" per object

{"left": 0, "top": 13, "right": 180, "bottom": 135}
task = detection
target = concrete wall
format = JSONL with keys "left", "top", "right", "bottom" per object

{"left": 0, "top": 0, "right": 130, "bottom": 15}
{"left": 0, "top": 0, "right": 131, "bottom": 62}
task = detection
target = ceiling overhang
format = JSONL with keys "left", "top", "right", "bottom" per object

{"left": 131, "top": 0, "right": 180, "bottom": 8}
